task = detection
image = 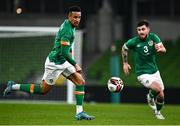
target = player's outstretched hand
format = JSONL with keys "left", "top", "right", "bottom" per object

{"left": 123, "top": 63, "right": 131, "bottom": 75}
{"left": 75, "top": 64, "right": 82, "bottom": 73}
{"left": 154, "top": 43, "right": 166, "bottom": 53}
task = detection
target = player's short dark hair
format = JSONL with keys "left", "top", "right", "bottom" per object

{"left": 68, "top": 6, "right": 81, "bottom": 14}
{"left": 137, "top": 20, "right": 149, "bottom": 27}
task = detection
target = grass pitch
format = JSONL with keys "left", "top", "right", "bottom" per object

{"left": 0, "top": 100, "right": 179, "bottom": 125}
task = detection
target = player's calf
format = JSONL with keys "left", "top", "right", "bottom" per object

{"left": 3, "top": 80, "right": 51, "bottom": 96}
{"left": 155, "top": 95, "right": 164, "bottom": 111}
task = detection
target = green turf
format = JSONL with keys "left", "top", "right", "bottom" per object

{"left": 0, "top": 101, "right": 179, "bottom": 125}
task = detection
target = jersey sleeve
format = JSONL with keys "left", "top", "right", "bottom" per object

{"left": 61, "top": 30, "right": 76, "bottom": 65}
{"left": 57, "top": 28, "right": 76, "bottom": 66}
{"left": 152, "top": 33, "right": 161, "bottom": 44}
{"left": 124, "top": 38, "right": 136, "bottom": 49}
{"left": 61, "top": 45, "right": 76, "bottom": 66}
{"left": 60, "top": 29, "right": 71, "bottom": 44}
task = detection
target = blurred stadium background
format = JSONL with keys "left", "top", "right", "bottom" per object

{"left": 0, "top": 0, "right": 180, "bottom": 104}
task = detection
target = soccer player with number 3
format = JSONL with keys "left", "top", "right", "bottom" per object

{"left": 122, "top": 20, "right": 166, "bottom": 120}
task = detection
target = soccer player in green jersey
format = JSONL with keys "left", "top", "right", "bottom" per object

{"left": 3, "top": 6, "right": 94, "bottom": 121}
{"left": 122, "top": 20, "right": 166, "bottom": 120}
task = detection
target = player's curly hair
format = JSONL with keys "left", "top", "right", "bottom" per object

{"left": 137, "top": 19, "right": 149, "bottom": 27}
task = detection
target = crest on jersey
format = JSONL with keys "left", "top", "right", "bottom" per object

{"left": 148, "top": 41, "right": 154, "bottom": 46}
{"left": 49, "top": 79, "right": 54, "bottom": 84}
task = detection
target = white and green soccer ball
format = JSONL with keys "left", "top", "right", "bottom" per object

{"left": 107, "top": 77, "right": 124, "bottom": 93}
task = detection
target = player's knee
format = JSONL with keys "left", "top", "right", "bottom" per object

{"left": 77, "top": 74, "right": 85, "bottom": 85}
{"left": 41, "top": 81, "right": 52, "bottom": 94}
{"left": 41, "top": 87, "right": 50, "bottom": 94}
{"left": 158, "top": 90, "right": 164, "bottom": 98}
{"left": 81, "top": 79, "right": 85, "bottom": 85}
{"left": 151, "top": 81, "right": 162, "bottom": 92}
{"left": 156, "top": 95, "right": 164, "bottom": 104}
{"left": 76, "top": 80, "right": 85, "bottom": 85}
{"left": 75, "top": 77, "right": 85, "bottom": 85}
{"left": 156, "top": 90, "right": 165, "bottom": 103}
{"left": 41, "top": 90, "right": 48, "bottom": 95}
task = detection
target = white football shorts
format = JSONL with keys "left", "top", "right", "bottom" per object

{"left": 137, "top": 71, "right": 164, "bottom": 90}
{"left": 42, "top": 57, "right": 76, "bottom": 85}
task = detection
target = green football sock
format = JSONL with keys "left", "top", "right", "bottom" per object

{"left": 20, "top": 84, "right": 43, "bottom": 94}
{"left": 156, "top": 96, "right": 164, "bottom": 111}
{"left": 75, "top": 85, "right": 85, "bottom": 105}
{"left": 149, "top": 89, "right": 158, "bottom": 99}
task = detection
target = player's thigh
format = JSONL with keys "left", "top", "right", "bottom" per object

{"left": 61, "top": 62, "right": 85, "bottom": 85}
{"left": 67, "top": 72, "right": 85, "bottom": 85}
{"left": 42, "top": 68, "right": 61, "bottom": 85}
{"left": 155, "top": 71, "right": 164, "bottom": 90}
{"left": 41, "top": 80, "right": 52, "bottom": 93}
{"left": 150, "top": 71, "right": 164, "bottom": 91}
{"left": 137, "top": 72, "right": 164, "bottom": 90}
{"left": 137, "top": 73, "right": 157, "bottom": 88}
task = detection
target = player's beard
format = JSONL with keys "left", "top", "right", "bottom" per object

{"left": 72, "top": 21, "right": 79, "bottom": 27}
{"left": 139, "top": 33, "right": 147, "bottom": 40}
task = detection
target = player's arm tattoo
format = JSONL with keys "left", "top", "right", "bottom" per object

{"left": 122, "top": 44, "right": 128, "bottom": 63}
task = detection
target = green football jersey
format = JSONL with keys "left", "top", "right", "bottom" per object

{"left": 48, "top": 19, "right": 76, "bottom": 65}
{"left": 124, "top": 33, "right": 161, "bottom": 76}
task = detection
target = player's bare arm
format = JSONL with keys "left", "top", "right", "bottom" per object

{"left": 122, "top": 44, "right": 128, "bottom": 63}
{"left": 154, "top": 42, "right": 166, "bottom": 53}
{"left": 122, "top": 44, "right": 131, "bottom": 75}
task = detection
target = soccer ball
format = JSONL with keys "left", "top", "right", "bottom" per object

{"left": 107, "top": 77, "right": 124, "bottom": 93}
